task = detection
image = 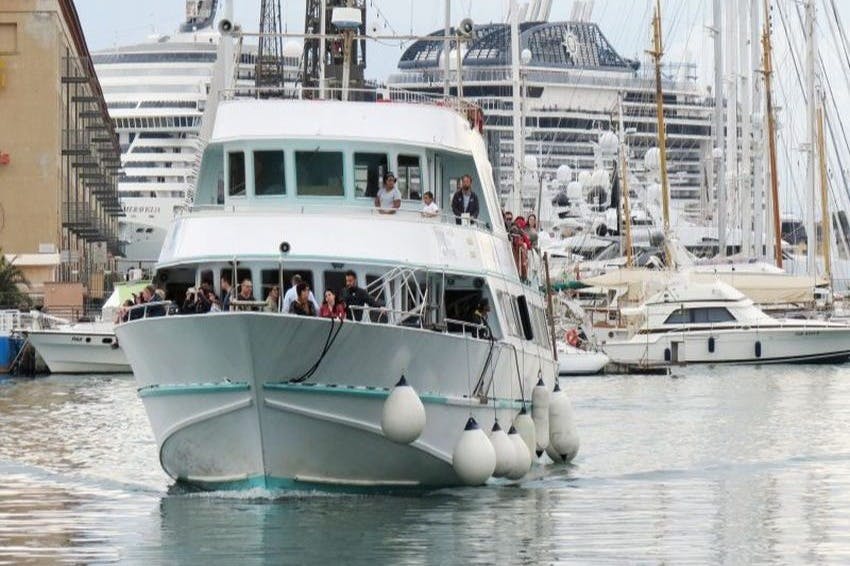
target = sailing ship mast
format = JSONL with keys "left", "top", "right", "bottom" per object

{"left": 817, "top": 102, "right": 832, "bottom": 300}
{"left": 762, "top": 0, "right": 783, "bottom": 268}
{"left": 618, "top": 93, "right": 634, "bottom": 268}
{"left": 649, "top": 0, "right": 671, "bottom": 235}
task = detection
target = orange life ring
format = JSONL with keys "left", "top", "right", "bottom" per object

{"left": 565, "top": 329, "right": 579, "bottom": 347}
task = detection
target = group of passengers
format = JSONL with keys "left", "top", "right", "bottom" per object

{"left": 502, "top": 210, "right": 540, "bottom": 282}
{"left": 373, "top": 172, "right": 480, "bottom": 225}
{"left": 114, "top": 284, "right": 168, "bottom": 323}
{"left": 202, "top": 270, "right": 382, "bottom": 320}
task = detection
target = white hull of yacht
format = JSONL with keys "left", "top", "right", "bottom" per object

{"left": 601, "top": 324, "right": 850, "bottom": 370}
{"left": 116, "top": 312, "right": 564, "bottom": 490}
{"left": 557, "top": 342, "right": 609, "bottom": 375}
{"left": 26, "top": 325, "right": 130, "bottom": 374}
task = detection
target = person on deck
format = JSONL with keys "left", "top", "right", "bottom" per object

{"left": 374, "top": 172, "right": 401, "bottom": 214}
{"left": 340, "top": 270, "right": 382, "bottom": 321}
{"left": 451, "top": 174, "right": 480, "bottom": 224}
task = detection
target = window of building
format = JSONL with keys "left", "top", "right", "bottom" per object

{"left": 296, "top": 151, "right": 344, "bottom": 196}
{"left": 254, "top": 150, "right": 285, "bottom": 196}
{"left": 397, "top": 154, "right": 422, "bottom": 200}
{"left": 354, "top": 153, "right": 387, "bottom": 198}
{"left": 228, "top": 151, "right": 246, "bottom": 196}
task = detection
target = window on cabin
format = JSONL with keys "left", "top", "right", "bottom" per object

{"left": 221, "top": 267, "right": 252, "bottom": 296}
{"left": 397, "top": 154, "right": 422, "bottom": 200}
{"left": 261, "top": 270, "right": 282, "bottom": 300}
{"left": 323, "top": 270, "right": 347, "bottom": 297}
{"left": 254, "top": 150, "right": 285, "bottom": 196}
{"left": 354, "top": 153, "right": 388, "bottom": 198}
{"left": 498, "top": 292, "right": 521, "bottom": 338}
{"left": 664, "top": 307, "right": 736, "bottom": 325}
{"left": 296, "top": 151, "right": 344, "bottom": 196}
{"left": 228, "top": 151, "right": 246, "bottom": 196}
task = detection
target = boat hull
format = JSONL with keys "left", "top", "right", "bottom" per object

{"left": 26, "top": 328, "right": 130, "bottom": 374}
{"left": 117, "top": 312, "right": 562, "bottom": 490}
{"left": 557, "top": 342, "right": 609, "bottom": 375}
{"left": 602, "top": 325, "right": 850, "bottom": 369}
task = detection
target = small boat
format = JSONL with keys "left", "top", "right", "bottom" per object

{"left": 556, "top": 341, "right": 609, "bottom": 376}
{"left": 24, "top": 281, "right": 149, "bottom": 374}
{"left": 600, "top": 279, "right": 850, "bottom": 370}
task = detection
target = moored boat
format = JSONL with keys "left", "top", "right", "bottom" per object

{"left": 600, "top": 279, "right": 850, "bottom": 370}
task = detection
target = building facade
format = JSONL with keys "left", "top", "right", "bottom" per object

{"left": 0, "top": 0, "right": 123, "bottom": 302}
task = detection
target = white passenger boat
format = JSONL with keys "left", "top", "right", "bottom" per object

{"left": 24, "top": 281, "right": 149, "bottom": 374}
{"left": 600, "top": 280, "right": 850, "bottom": 370}
{"left": 115, "top": 88, "right": 579, "bottom": 491}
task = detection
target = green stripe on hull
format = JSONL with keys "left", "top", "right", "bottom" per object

{"left": 264, "top": 381, "right": 525, "bottom": 409}
{"left": 138, "top": 381, "right": 251, "bottom": 398}
{"left": 176, "top": 474, "right": 451, "bottom": 495}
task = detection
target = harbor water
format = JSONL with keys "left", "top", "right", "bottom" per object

{"left": 1, "top": 366, "right": 849, "bottom": 564}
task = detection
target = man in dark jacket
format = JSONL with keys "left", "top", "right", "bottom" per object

{"left": 340, "top": 270, "right": 382, "bottom": 321}
{"left": 451, "top": 174, "right": 480, "bottom": 225}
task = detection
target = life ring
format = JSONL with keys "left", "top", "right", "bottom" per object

{"left": 565, "top": 328, "right": 579, "bottom": 347}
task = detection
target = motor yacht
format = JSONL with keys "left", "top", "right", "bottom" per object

{"left": 599, "top": 279, "right": 850, "bottom": 370}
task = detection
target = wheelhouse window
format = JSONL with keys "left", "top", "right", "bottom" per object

{"left": 354, "top": 152, "right": 388, "bottom": 198}
{"left": 397, "top": 154, "right": 422, "bottom": 200}
{"left": 664, "top": 307, "right": 736, "bottom": 325}
{"left": 296, "top": 151, "right": 344, "bottom": 196}
{"left": 228, "top": 151, "right": 246, "bottom": 196}
{"left": 254, "top": 150, "right": 285, "bottom": 196}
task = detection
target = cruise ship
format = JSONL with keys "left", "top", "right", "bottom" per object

{"left": 91, "top": 1, "right": 287, "bottom": 273}
{"left": 387, "top": 5, "right": 716, "bottom": 233}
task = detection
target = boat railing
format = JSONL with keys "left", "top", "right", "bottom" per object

{"left": 121, "top": 299, "right": 490, "bottom": 337}
{"left": 121, "top": 301, "right": 180, "bottom": 322}
{"left": 8, "top": 310, "right": 72, "bottom": 333}
{"left": 216, "top": 85, "right": 484, "bottom": 129}
{"left": 187, "top": 202, "right": 495, "bottom": 233}
{"left": 0, "top": 310, "right": 23, "bottom": 335}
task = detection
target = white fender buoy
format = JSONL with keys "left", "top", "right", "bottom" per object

{"left": 381, "top": 375, "right": 426, "bottom": 444}
{"left": 452, "top": 417, "right": 496, "bottom": 486}
{"left": 489, "top": 421, "right": 515, "bottom": 478}
{"left": 506, "top": 425, "right": 532, "bottom": 480}
{"left": 548, "top": 381, "right": 580, "bottom": 464}
{"left": 513, "top": 406, "right": 536, "bottom": 461}
{"left": 531, "top": 377, "right": 550, "bottom": 456}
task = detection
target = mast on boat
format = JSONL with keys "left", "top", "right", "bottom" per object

{"left": 817, "top": 102, "right": 832, "bottom": 301}
{"left": 804, "top": 0, "right": 818, "bottom": 276}
{"left": 712, "top": 0, "right": 726, "bottom": 257}
{"left": 762, "top": 0, "right": 783, "bottom": 268}
{"left": 617, "top": 92, "right": 634, "bottom": 268}
{"left": 649, "top": 0, "right": 671, "bottom": 236}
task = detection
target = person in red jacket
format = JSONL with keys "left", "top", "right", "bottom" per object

{"left": 319, "top": 289, "right": 346, "bottom": 319}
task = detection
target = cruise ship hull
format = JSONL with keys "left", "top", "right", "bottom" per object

{"left": 602, "top": 325, "right": 850, "bottom": 370}
{"left": 26, "top": 325, "right": 130, "bottom": 374}
{"left": 117, "top": 313, "right": 556, "bottom": 490}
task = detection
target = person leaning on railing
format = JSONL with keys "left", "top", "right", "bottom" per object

{"left": 451, "top": 174, "right": 480, "bottom": 225}
{"left": 341, "top": 270, "right": 382, "bottom": 321}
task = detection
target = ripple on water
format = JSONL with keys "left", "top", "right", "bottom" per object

{"left": 0, "top": 367, "right": 850, "bottom": 563}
